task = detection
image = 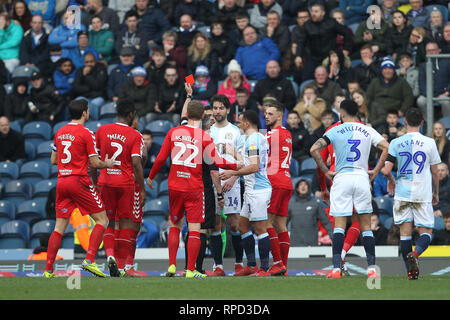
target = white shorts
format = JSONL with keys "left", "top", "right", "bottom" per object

{"left": 215, "top": 181, "right": 241, "bottom": 215}
{"left": 393, "top": 200, "right": 434, "bottom": 228}
{"left": 240, "top": 188, "right": 271, "bottom": 222}
{"left": 329, "top": 173, "right": 372, "bottom": 217}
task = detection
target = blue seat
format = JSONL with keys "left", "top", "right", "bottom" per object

{"left": 153, "top": 136, "right": 165, "bottom": 146}
{"left": 439, "top": 116, "right": 450, "bottom": 130}
{"left": 145, "top": 120, "right": 174, "bottom": 136}
{"left": 84, "top": 120, "right": 109, "bottom": 133}
{"left": 107, "top": 64, "right": 118, "bottom": 75}
{"left": 62, "top": 224, "right": 74, "bottom": 248}
{"left": 36, "top": 140, "right": 54, "bottom": 159}
{"left": 143, "top": 198, "right": 169, "bottom": 216}
{"left": 0, "top": 220, "right": 30, "bottom": 248}
{"left": 24, "top": 141, "right": 36, "bottom": 161}
{"left": 0, "top": 161, "right": 19, "bottom": 184}
{"left": 99, "top": 101, "right": 117, "bottom": 120}
{"left": 299, "top": 157, "right": 317, "bottom": 175}
{"left": 434, "top": 217, "right": 445, "bottom": 231}
{"left": 0, "top": 200, "right": 15, "bottom": 228}
{"left": 299, "top": 79, "right": 314, "bottom": 94}
{"left": 425, "top": 5, "right": 448, "bottom": 22}
{"left": 16, "top": 198, "right": 47, "bottom": 225}
{"left": 145, "top": 179, "right": 158, "bottom": 199}
{"left": 3, "top": 83, "right": 13, "bottom": 94}
{"left": 22, "top": 121, "right": 52, "bottom": 147}
{"left": 50, "top": 165, "right": 58, "bottom": 178}
{"left": 374, "top": 196, "right": 393, "bottom": 216}
{"left": 144, "top": 214, "right": 166, "bottom": 229}
{"left": 290, "top": 80, "right": 299, "bottom": 98}
{"left": 19, "top": 161, "right": 50, "bottom": 184}
{"left": 351, "top": 59, "right": 363, "bottom": 68}
{"left": 33, "top": 179, "right": 57, "bottom": 198}
{"left": 197, "top": 25, "right": 211, "bottom": 38}
{"left": 249, "top": 80, "right": 257, "bottom": 93}
{"left": 158, "top": 179, "right": 169, "bottom": 197}
{"left": 3, "top": 180, "right": 33, "bottom": 207}
{"left": 290, "top": 158, "right": 299, "bottom": 177}
{"left": 9, "top": 120, "right": 22, "bottom": 133}
{"left": 52, "top": 121, "right": 69, "bottom": 136}
{"left": 29, "top": 219, "right": 55, "bottom": 248}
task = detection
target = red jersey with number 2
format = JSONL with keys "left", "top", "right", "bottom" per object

{"left": 266, "top": 126, "right": 293, "bottom": 190}
{"left": 148, "top": 125, "right": 237, "bottom": 192}
{"left": 95, "top": 122, "right": 144, "bottom": 187}
{"left": 54, "top": 123, "right": 98, "bottom": 177}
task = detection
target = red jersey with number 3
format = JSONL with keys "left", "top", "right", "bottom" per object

{"left": 148, "top": 125, "right": 236, "bottom": 192}
{"left": 95, "top": 122, "right": 144, "bottom": 187}
{"left": 266, "top": 126, "right": 293, "bottom": 190}
{"left": 54, "top": 123, "right": 98, "bottom": 178}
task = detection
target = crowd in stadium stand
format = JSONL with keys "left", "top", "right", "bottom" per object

{"left": 0, "top": 0, "right": 449, "bottom": 249}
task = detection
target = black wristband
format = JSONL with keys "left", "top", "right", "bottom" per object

{"left": 186, "top": 95, "right": 192, "bottom": 99}
{"left": 217, "top": 193, "right": 224, "bottom": 201}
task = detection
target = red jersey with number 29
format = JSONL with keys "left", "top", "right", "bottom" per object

{"left": 54, "top": 123, "right": 98, "bottom": 178}
{"left": 148, "top": 125, "right": 237, "bottom": 192}
{"left": 95, "top": 122, "right": 144, "bottom": 187}
{"left": 266, "top": 126, "right": 293, "bottom": 190}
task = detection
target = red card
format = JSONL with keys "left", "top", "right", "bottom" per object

{"left": 185, "top": 74, "right": 194, "bottom": 85}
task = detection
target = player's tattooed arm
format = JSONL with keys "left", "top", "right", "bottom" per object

{"left": 310, "top": 138, "right": 334, "bottom": 179}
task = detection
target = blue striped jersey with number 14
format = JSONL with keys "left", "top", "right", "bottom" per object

{"left": 324, "top": 122, "right": 384, "bottom": 175}
{"left": 388, "top": 132, "right": 441, "bottom": 203}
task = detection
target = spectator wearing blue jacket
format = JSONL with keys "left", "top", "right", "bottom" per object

{"left": 107, "top": 46, "right": 139, "bottom": 101}
{"left": 61, "top": 30, "right": 99, "bottom": 70}
{"left": 234, "top": 25, "right": 280, "bottom": 81}
{"left": 339, "top": 0, "right": 371, "bottom": 26}
{"left": 406, "top": 0, "right": 430, "bottom": 28}
{"left": 138, "top": 2, "right": 171, "bottom": 45}
{"left": 25, "top": 0, "right": 56, "bottom": 29}
{"left": 48, "top": 11, "right": 86, "bottom": 53}
{"left": 53, "top": 57, "right": 76, "bottom": 99}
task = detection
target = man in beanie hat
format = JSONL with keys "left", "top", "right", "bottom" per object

{"left": 366, "top": 56, "right": 414, "bottom": 127}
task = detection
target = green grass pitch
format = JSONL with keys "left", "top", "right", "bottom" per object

{"left": 1, "top": 275, "right": 449, "bottom": 300}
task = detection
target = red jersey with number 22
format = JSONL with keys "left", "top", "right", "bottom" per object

{"left": 148, "top": 125, "right": 236, "bottom": 192}
{"left": 266, "top": 126, "right": 293, "bottom": 190}
{"left": 95, "top": 123, "right": 144, "bottom": 187}
{"left": 54, "top": 123, "right": 98, "bottom": 177}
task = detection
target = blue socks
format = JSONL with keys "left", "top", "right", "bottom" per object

{"left": 400, "top": 236, "right": 412, "bottom": 271}
{"left": 231, "top": 231, "right": 243, "bottom": 264}
{"left": 241, "top": 232, "right": 256, "bottom": 267}
{"left": 210, "top": 231, "right": 223, "bottom": 267}
{"left": 362, "top": 230, "right": 376, "bottom": 266}
{"left": 257, "top": 233, "right": 271, "bottom": 271}
{"left": 415, "top": 233, "right": 432, "bottom": 256}
{"left": 332, "top": 228, "right": 345, "bottom": 268}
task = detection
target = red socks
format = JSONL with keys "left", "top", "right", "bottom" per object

{"left": 278, "top": 231, "right": 290, "bottom": 267}
{"left": 103, "top": 226, "right": 116, "bottom": 258}
{"left": 85, "top": 224, "right": 106, "bottom": 262}
{"left": 343, "top": 221, "right": 360, "bottom": 253}
{"left": 45, "top": 231, "right": 62, "bottom": 272}
{"left": 168, "top": 227, "right": 180, "bottom": 266}
{"left": 267, "top": 227, "right": 282, "bottom": 264}
{"left": 187, "top": 231, "right": 201, "bottom": 271}
{"left": 115, "top": 228, "right": 137, "bottom": 269}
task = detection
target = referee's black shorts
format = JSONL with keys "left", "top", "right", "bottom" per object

{"left": 201, "top": 188, "right": 216, "bottom": 230}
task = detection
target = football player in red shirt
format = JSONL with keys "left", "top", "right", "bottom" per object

{"left": 44, "top": 99, "right": 114, "bottom": 278}
{"left": 94, "top": 99, "right": 145, "bottom": 277}
{"left": 264, "top": 100, "right": 293, "bottom": 276}
{"left": 147, "top": 96, "right": 239, "bottom": 278}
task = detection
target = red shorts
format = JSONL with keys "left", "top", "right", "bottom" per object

{"left": 56, "top": 176, "right": 104, "bottom": 218}
{"left": 268, "top": 188, "right": 293, "bottom": 217}
{"left": 99, "top": 185, "right": 134, "bottom": 220}
{"left": 169, "top": 189, "right": 204, "bottom": 224}
{"left": 132, "top": 183, "right": 143, "bottom": 223}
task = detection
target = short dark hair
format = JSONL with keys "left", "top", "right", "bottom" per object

{"left": 340, "top": 99, "right": 359, "bottom": 117}
{"left": 287, "top": 110, "right": 300, "bottom": 118}
{"left": 142, "top": 129, "right": 153, "bottom": 137}
{"left": 321, "top": 109, "right": 334, "bottom": 118}
{"left": 235, "top": 10, "right": 250, "bottom": 20}
{"left": 187, "top": 100, "right": 205, "bottom": 120}
{"left": 69, "top": 99, "right": 88, "bottom": 120}
{"left": 264, "top": 99, "right": 284, "bottom": 113}
{"left": 405, "top": 108, "right": 423, "bottom": 127}
{"left": 235, "top": 87, "right": 248, "bottom": 96}
{"left": 386, "top": 109, "right": 399, "bottom": 116}
{"left": 116, "top": 99, "right": 136, "bottom": 118}
{"left": 242, "top": 110, "right": 260, "bottom": 128}
{"left": 124, "top": 10, "right": 139, "bottom": 21}
{"left": 210, "top": 94, "right": 231, "bottom": 110}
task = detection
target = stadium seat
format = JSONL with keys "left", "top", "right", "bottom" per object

{"left": 145, "top": 120, "right": 174, "bottom": 136}
{"left": 198, "top": 25, "right": 211, "bottom": 37}
{"left": 24, "top": 141, "right": 36, "bottom": 162}
{"left": 290, "top": 158, "right": 299, "bottom": 177}
{"left": 153, "top": 136, "right": 165, "bottom": 146}
{"left": 289, "top": 80, "right": 299, "bottom": 98}
{"left": 439, "top": 116, "right": 450, "bottom": 130}
{"left": 0, "top": 200, "right": 15, "bottom": 228}
{"left": 425, "top": 4, "right": 448, "bottom": 21}
{"left": 9, "top": 120, "right": 21, "bottom": 133}
{"left": 0, "top": 161, "right": 19, "bottom": 184}
{"left": 61, "top": 224, "right": 74, "bottom": 249}
{"left": 3, "top": 83, "right": 13, "bottom": 95}
{"left": 383, "top": 217, "right": 393, "bottom": 229}
{"left": 143, "top": 198, "right": 169, "bottom": 216}
{"left": 52, "top": 121, "right": 69, "bottom": 136}
{"left": 374, "top": 196, "right": 393, "bottom": 216}
{"left": 3, "top": 180, "right": 33, "bottom": 207}
{"left": 434, "top": 217, "right": 445, "bottom": 231}
{"left": 22, "top": 121, "right": 52, "bottom": 147}
{"left": 19, "top": 161, "right": 50, "bottom": 184}
{"left": 29, "top": 219, "right": 55, "bottom": 248}
{"left": 99, "top": 102, "right": 117, "bottom": 120}
{"left": 158, "top": 179, "right": 169, "bottom": 197}
{"left": 145, "top": 179, "right": 158, "bottom": 199}
{"left": 84, "top": 120, "right": 109, "bottom": 133}
{"left": 0, "top": 220, "right": 30, "bottom": 249}
{"left": 144, "top": 214, "right": 166, "bottom": 229}
{"left": 351, "top": 59, "right": 363, "bottom": 68}
{"left": 299, "top": 157, "right": 317, "bottom": 175}
{"left": 299, "top": 79, "right": 314, "bottom": 94}
{"left": 16, "top": 198, "right": 47, "bottom": 225}
{"left": 107, "top": 64, "right": 118, "bottom": 75}
{"left": 11, "top": 65, "right": 38, "bottom": 79}
{"left": 33, "top": 179, "right": 57, "bottom": 199}
{"left": 249, "top": 80, "right": 257, "bottom": 93}
{"left": 36, "top": 140, "right": 54, "bottom": 159}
